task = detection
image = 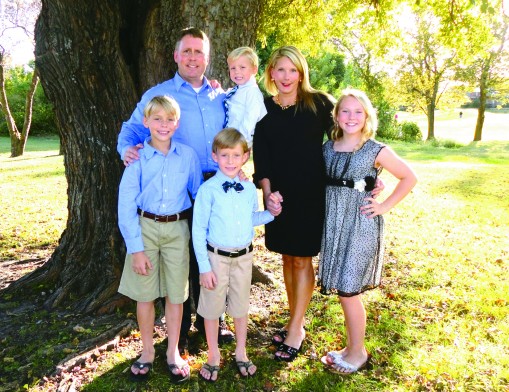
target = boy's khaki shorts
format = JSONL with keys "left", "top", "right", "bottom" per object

{"left": 118, "top": 218, "right": 189, "bottom": 304}
{"left": 197, "top": 244, "right": 253, "bottom": 320}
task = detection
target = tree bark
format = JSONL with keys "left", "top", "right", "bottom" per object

{"left": 4, "top": 0, "right": 262, "bottom": 314}
{"left": 426, "top": 80, "right": 439, "bottom": 140}
{"left": 474, "top": 68, "right": 488, "bottom": 142}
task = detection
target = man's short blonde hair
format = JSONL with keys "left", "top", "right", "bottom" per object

{"left": 212, "top": 128, "right": 249, "bottom": 153}
{"left": 227, "top": 47, "right": 259, "bottom": 68}
{"left": 143, "top": 95, "right": 181, "bottom": 119}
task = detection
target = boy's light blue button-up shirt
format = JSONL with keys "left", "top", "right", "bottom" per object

{"left": 118, "top": 137, "right": 202, "bottom": 254}
{"left": 192, "top": 170, "right": 274, "bottom": 273}
{"left": 117, "top": 72, "right": 226, "bottom": 172}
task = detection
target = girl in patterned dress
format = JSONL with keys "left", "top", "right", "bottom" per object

{"left": 319, "top": 89, "right": 417, "bottom": 375}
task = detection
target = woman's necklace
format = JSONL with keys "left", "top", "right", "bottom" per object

{"left": 274, "top": 94, "right": 297, "bottom": 110}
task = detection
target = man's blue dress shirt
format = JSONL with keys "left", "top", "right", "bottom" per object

{"left": 117, "top": 72, "right": 226, "bottom": 172}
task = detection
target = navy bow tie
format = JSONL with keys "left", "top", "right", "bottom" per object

{"left": 222, "top": 181, "right": 244, "bottom": 193}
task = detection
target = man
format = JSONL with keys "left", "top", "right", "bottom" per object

{"left": 117, "top": 27, "right": 234, "bottom": 353}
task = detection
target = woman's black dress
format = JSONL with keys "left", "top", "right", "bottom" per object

{"left": 253, "top": 94, "right": 334, "bottom": 256}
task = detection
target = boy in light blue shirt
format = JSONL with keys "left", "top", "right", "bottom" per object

{"left": 118, "top": 96, "right": 202, "bottom": 383}
{"left": 192, "top": 128, "right": 280, "bottom": 382}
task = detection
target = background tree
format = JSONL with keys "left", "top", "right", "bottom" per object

{"left": 466, "top": 0, "right": 509, "bottom": 141}
{"left": 0, "top": 62, "right": 56, "bottom": 137}
{"left": 0, "top": 0, "right": 41, "bottom": 157}
{"left": 5, "top": 0, "right": 262, "bottom": 313}
{"left": 329, "top": 3, "right": 401, "bottom": 139}
{"left": 394, "top": 1, "right": 491, "bottom": 140}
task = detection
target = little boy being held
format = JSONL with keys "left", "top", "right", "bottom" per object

{"left": 223, "top": 47, "right": 267, "bottom": 149}
{"left": 117, "top": 95, "right": 202, "bottom": 383}
{"left": 193, "top": 128, "right": 280, "bottom": 382}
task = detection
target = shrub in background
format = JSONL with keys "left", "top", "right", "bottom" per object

{"left": 400, "top": 121, "right": 422, "bottom": 142}
{"left": 375, "top": 100, "right": 400, "bottom": 140}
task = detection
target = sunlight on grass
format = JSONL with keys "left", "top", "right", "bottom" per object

{"left": 0, "top": 136, "right": 67, "bottom": 261}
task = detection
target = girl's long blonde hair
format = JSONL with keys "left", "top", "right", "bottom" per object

{"left": 263, "top": 45, "right": 330, "bottom": 114}
{"left": 331, "top": 88, "right": 378, "bottom": 149}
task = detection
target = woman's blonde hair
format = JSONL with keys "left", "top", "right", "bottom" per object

{"left": 331, "top": 88, "right": 378, "bottom": 149}
{"left": 263, "top": 45, "right": 327, "bottom": 114}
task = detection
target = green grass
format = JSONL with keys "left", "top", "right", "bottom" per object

{"left": 0, "top": 136, "right": 66, "bottom": 262}
{"left": 1, "top": 133, "right": 509, "bottom": 391}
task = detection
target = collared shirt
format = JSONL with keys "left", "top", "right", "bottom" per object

{"left": 118, "top": 137, "right": 203, "bottom": 254}
{"left": 117, "top": 72, "right": 226, "bottom": 172}
{"left": 192, "top": 170, "right": 274, "bottom": 273}
{"left": 224, "top": 76, "right": 267, "bottom": 148}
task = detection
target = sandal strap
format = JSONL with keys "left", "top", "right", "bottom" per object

{"left": 331, "top": 357, "right": 360, "bottom": 372}
{"left": 278, "top": 343, "right": 300, "bottom": 355}
{"left": 236, "top": 360, "right": 254, "bottom": 368}
{"left": 132, "top": 361, "right": 153, "bottom": 370}
{"left": 202, "top": 363, "right": 220, "bottom": 372}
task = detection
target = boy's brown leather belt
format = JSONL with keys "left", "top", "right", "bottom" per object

{"left": 137, "top": 208, "right": 191, "bottom": 222}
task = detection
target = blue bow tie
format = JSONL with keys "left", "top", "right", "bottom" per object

{"left": 222, "top": 181, "right": 244, "bottom": 193}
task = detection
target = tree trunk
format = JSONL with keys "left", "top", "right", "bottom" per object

{"left": 426, "top": 80, "right": 440, "bottom": 140}
{"left": 474, "top": 64, "right": 489, "bottom": 142}
{"left": 426, "top": 102, "right": 435, "bottom": 140}
{"left": 4, "top": 0, "right": 262, "bottom": 314}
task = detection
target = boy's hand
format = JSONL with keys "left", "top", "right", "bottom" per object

{"left": 123, "top": 143, "right": 144, "bottom": 166}
{"left": 371, "top": 177, "right": 385, "bottom": 198}
{"left": 131, "top": 251, "right": 153, "bottom": 275}
{"left": 266, "top": 191, "right": 283, "bottom": 216}
{"left": 200, "top": 271, "right": 217, "bottom": 290}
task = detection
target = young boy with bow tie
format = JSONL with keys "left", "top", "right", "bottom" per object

{"left": 192, "top": 128, "right": 281, "bottom": 382}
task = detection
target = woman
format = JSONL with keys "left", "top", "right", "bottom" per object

{"left": 252, "top": 46, "right": 335, "bottom": 362}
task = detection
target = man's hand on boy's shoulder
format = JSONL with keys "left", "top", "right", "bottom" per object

{"left": 200, "top": 271, "right": 217, "bottom": 290}
{"left": 123, "top": 143, "right": 144, "bottom": 166}
{"left": 131, "top": 251, "right": 153, "bottom": 275}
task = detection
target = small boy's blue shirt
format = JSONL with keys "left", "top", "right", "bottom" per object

{"left": 118, "top": 137, "right": 203, "bottom": 254}
{"left": 192, "top": 170, "right": 274, "bottom": 273}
